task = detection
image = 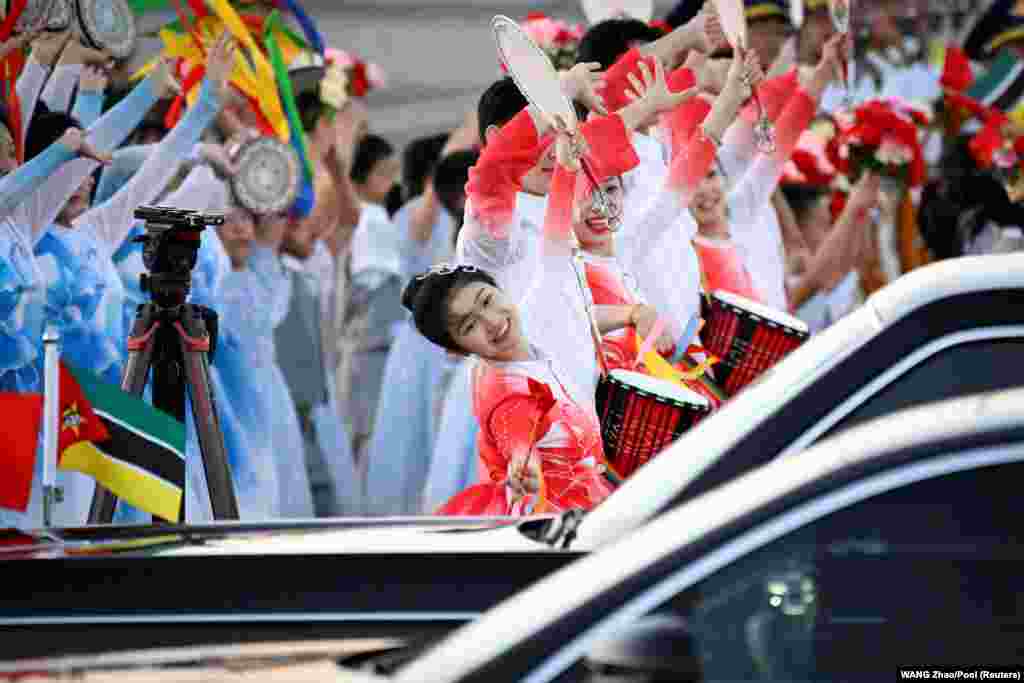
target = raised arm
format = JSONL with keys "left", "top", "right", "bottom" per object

{"left": 623, "top": 55, "right": 750, "bottom": 260}
{"left": 789, "top": 173, "right": 880, "bottom": 310}
{"left": 74, "top": 77, "right": 222, "bottom": 248}
{"left": 93, "top": 144, "right": 151, "bottom": 205}
{"left": 6, "top": 62, "right": 177, "bottom": 243}
{"left": 40, "top": 62, "right": 81, "bottom": 114}
{"left": 69, "top": 67, "right": 108, "bottom": 128}
{"left": 729, "top": 35, "right": 843, "bottom": 215}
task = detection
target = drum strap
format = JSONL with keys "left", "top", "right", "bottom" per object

{"left": 692, "top": 240, "right": 714, "bottom": 309}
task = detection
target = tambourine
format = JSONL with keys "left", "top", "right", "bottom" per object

{"left": 492, "top": 14, "right": 614, "bottom": 223}
{"left": 714, "top": 0, "right": 776, "bottom": 153}
{"left": 828, "top": 0, "right": 853, "bottom": 106}
{"left": 75, "top": 0, "right": 136, "bottom": 59}
{"left": 230, "top": 136, "right": 301, "bottom": 215}
{"left": 11, "top": 0, "right": 70, "bottom": 32}
{"left": 790, "top": 0, "right": 805, "bottom": 28}
{"left": 580, "top": 0, "right": 654, "bottom": 25}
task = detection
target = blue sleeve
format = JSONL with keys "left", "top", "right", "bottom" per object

{"left": 78, "top": 79, "right": 221, "bottom": 249}
{"left": 94, "top": 144, "right": 153, "bottom": 205}
{"left": 71, "top": 91, "right": 105, "bottom": 129}
{"left": 85, "top": 76, "right": 160, "bottom": 153}
{"left": 0, "top": 142, "right": 75, "bottom": 216}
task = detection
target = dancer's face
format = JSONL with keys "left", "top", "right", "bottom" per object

{"left": 281, "top": 214, "right": 317, "bottom": 260}
{"left": 218, "top": 207, "right": 256, "bottom": 270}
{"left": 748, "top": 17, "right": 792, "bottom": 71}
{"left": 691, "top": 169, "right": 727, "bottom": 226}
{"left": 573, "top": 176, "right": 625, "bottom": 251}
{"left": 446, "top": 281, "right": 525, "bottom": 361}
{"left": 798, "top": 10, "right": 836, "bottom": 64}
{"left": 57, "top": 175, "right": 95, "bottom": 225}
{"left": 487, "top": 126, "right": 556, "bottom": 196}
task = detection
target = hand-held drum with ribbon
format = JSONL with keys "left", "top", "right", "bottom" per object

{"left": 700, "top": 290, "right": 809, "bottom": 396}
{"left": 75, "top": 0, "right": 137, "bottom": 59}
{"left": 596, "top": 369, "right": 710, "bottom": 480}
{"left": 16, "top": 0, "right": 71, "bottom": 32}
{"left": 231, "top": 136, "right": 301, "bottom": 216}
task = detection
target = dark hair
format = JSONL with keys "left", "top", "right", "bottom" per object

{"left": 384, "top": 182, "right": 404, "bottom": 218}
{"left": 402, "top": 266, "right": 498, "bottom": 352}
{"left": 403, "top": 132, "right": 450, "bottom": 198}
{"left": 433, "top": 148, "right": 479, "bottom": 219}
{"left": 664, "top": 0, "right": 702, "bottom": 29}
{"left": 295, "top": 91, "right": 330, "bottom": 133}
{"left": 25, "top": 107, "right": 80, "bottom": 162}
{"left": 351, "top": 134, "right": 394, "bottom": 184}
{"left": 780, "top": 183, "right": 828, "bottom": 223}
{"left": 577, "top": 19, "right": 661, "bottom": 70}
{"left": 477, "top": 77, "right": 528, "bottom": 144}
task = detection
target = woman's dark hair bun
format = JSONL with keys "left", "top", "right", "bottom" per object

{"left": 403, "top": 265, "right": 498, "bottom": 352}
{"left": 401, "top": 275, "right": 425, "bottom": 312}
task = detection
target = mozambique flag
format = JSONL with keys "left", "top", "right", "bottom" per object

{"left": 57, "top": 362, "right": 185, "bottom": 522}
{"left": 966, "top": 50, "right": 1024, "bottom": 129}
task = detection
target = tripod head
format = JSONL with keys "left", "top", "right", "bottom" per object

{"left": 132, "top": 206, "right": 225, "bottom": 308}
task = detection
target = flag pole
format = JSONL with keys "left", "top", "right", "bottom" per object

{"left": 42, "top": 325, "right": 60, "bottom": 528}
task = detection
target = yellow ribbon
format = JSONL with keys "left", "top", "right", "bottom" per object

{"left": 635, "top": 334, "right": 716, "bottom": 383}
{"left": 133, "top": 13, "right": 290, "bottom": 140}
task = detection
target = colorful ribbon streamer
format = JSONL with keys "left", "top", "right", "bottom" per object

{"left": 275, "top": 0, "right": 323, "bottom": 55}
{"left": 265, "top": 9, "right": 315, "bottom": 213}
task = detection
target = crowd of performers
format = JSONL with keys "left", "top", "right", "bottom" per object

{"left": 1, "top": 0, "right": 1023, "bottom": 528}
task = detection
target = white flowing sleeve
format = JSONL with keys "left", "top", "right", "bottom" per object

{"left": 40, "top": 63, "right": 82, "bottom": 113}
{"left": 16, "top": 56, "right": 48, "bottom": 149}
{"left": 74, "top": 79, "right": 221, "bottom": 250}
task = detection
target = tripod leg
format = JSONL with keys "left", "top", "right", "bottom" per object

{"left": 88, "top": 306, "right": 159, "bottom": 524}
{"left": 176, "top": 307, "right": 239, "bottom": 520}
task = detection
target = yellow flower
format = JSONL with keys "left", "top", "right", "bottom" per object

{"left": 320, "top": 64, "right": 349, "bottom": 110}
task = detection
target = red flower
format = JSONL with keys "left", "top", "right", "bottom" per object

{"left": 830, "top": 190, "right": 848, "bottom": 224}
{"left": 940, "top": 46, "right": 973, "bottom": 93}
{"left": 526, "top": 11, "right": 548, "bottom": 21}
{"left": 348, "top": 61, "right": 370, "bottom": 98}
{"left": 649, "top": 19, "right": 672, "bottom": 35}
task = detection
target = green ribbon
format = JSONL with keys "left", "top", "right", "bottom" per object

{"left": 264, "top": 9, "right": 315, "bottom": 186}
{"left": 128, "top": 0, "right": 171, "bottom": 14}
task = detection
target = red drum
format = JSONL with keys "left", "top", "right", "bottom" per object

{"left": 701, "top": 290, "right": 809, "bottom": 396}
{"left": 596, "top": 370, "right": 711, "bottom": 480}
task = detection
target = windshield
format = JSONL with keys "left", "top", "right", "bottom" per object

{"left": 573, "top": 303, "right": 881, "bottom": 549}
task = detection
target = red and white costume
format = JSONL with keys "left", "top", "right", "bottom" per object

{"left": 442, "top": 158, "right": 634, "bottom": 515}
{"left": 455, "top": 108, "right": 637, "bottom": 409}
{"left": 692, "top": 234, "right": 764, "bottom": 302}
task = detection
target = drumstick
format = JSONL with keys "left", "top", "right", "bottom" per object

{"left": 570, "top": 241, "right": 611, "bottom": 378}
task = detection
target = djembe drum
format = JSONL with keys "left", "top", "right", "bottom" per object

{"left": 596, "top": 369, "right": 710, "bottom": 480}
{"left": 700, "top": 290, "right": 809, "bottom": 396}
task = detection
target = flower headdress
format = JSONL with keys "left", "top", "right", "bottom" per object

{"left": 829, "top": 97, "right": 929, "bottom": 188}
{"left": 505, "top": 12, "right": 584, "bottom": 72}
{"left": 325, "top": 47, "right": 386, "bottom": 98}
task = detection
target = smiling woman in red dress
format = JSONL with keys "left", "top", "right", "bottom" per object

{"left": 402, "top": 124, "right": 631, "bottom": 516}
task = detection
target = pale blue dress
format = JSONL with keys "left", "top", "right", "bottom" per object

{"left": 110, "top": 167, "right": 262, "bottom": 523}
{"left": 218, "top": 244, "right": 314, "bottom": 518}
{"left": 422, "top": 356, "right": 480, "bottom": 513}
{"left": 0, "top": 68, "right": 176, "bottom": 529}
{"left": 363, "top": 199, "right": 455, "bottom": 515}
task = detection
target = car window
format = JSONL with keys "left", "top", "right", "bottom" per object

{"left": 820, "top": 340, "right": 1024, "bottom": 441}
{"left": 569, "top": 460, "right": 1024, "bottom": 682}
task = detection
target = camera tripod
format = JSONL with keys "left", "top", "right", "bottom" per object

{"left": 88, "top": 206, "right": 239, "bottom": 523}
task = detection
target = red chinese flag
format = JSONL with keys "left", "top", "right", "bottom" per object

{"left": 0, "top": 392, "right": 42, "bottom": 512}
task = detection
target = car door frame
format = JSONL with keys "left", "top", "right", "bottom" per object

{"left": 499, "top": 440, "right": 1024, "bottom": 683}
{"left": 666, "top": 288, "right": 1024, "bottom": 508}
